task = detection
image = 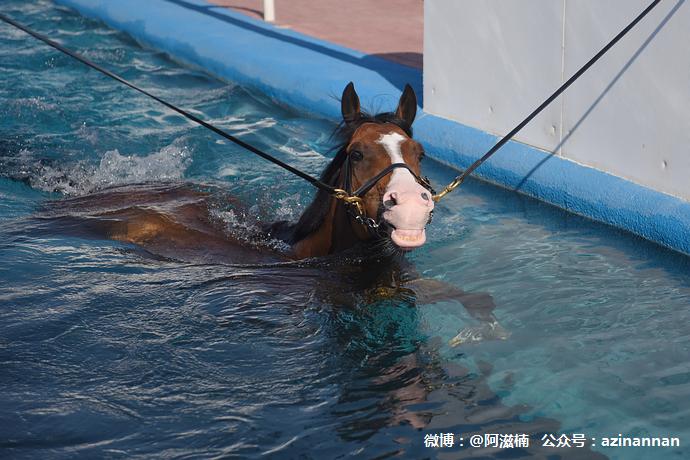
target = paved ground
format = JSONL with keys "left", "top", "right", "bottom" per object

{"left": 207, "top": 0, "right": 423, "bottom": 68}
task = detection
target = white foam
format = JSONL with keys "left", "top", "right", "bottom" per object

{"left": 210, "top": 207, "right": 291, "bottom": 253}
{"left": 23, "top": 142, "right": 191, "bottom": 196}
{"left": 217, "top": 166, "right": 240, "bottom": 177}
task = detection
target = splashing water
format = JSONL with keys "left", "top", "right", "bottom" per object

{"left": 10, "top": 143, "right": 191, "bottom": 196}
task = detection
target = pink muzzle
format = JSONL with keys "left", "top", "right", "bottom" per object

{"left": 382, "top": 181, "right": 434, "bottom": 250}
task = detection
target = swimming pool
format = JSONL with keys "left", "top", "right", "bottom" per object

{"left": 1, "top": 1, "right": 689, "bottom": 458}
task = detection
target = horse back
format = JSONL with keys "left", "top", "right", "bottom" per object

{"left": 39, "top": 183, "right": 284, "bottom": 264}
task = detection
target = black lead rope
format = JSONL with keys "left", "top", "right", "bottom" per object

{"left": 433, "top": 0, "right": 663, "bottom": 201}
{"left": 0, "top": 12, "right": 340, "bottom": 197}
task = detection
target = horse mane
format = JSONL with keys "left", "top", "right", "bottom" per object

{"left": 265, "top": 111, "right": 413, "bottom": 245}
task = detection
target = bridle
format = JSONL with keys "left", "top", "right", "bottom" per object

{"left": 338, "top": 150, "right": 435, "bottom": 235}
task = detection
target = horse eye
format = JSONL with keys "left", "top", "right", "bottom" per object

{"left": 350, "top": 150, "right": 364, "bottom": 162}
{"left": 419, "top": 151, "right": 426, "bottom": 161}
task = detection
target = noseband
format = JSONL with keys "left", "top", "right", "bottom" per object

{"left": 340, "top": 154, "right": 435, "bottom": 235}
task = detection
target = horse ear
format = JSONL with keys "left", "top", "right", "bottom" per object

{"left": 341, "top": 82, "right": 361, "bottom": 124}
{"left": 395, "top": 84, "right": 417, "bottom": 126}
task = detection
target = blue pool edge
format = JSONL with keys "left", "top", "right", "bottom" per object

{"left": 50, "top": 0, "right": 690, "bottom": 256}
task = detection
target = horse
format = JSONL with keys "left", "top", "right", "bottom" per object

{"left": 41, "top": 83, "right": 433, "bottom": 260}
{"left": 38, "top": 82, "right": 507, "bottom": 344}
{"left": 263, "top": 82, "right": 433, "bottom": 258}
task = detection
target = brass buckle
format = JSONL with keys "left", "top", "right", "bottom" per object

{"left": 333, "top": 189, "right": 365, "bottom": 216}
{"left": 432, "top": 177, "right": 464, "bottom": 202}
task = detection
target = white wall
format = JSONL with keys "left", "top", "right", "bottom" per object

{"left": 424, "top": 0, "right": 690, "bottom": 202}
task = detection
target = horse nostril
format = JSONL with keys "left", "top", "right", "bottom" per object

{"left": 421, "top": 192, "right": 430, "bottom": 201}
{"left": 383, "top": 191, "right": 398, "bottom": 209}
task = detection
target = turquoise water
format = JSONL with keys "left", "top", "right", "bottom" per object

{"left": 2, "top": 1, "right": 690, "bottom": 459}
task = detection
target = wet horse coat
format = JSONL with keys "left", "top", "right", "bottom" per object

{"left": 40, "top": 83, "right": 507, "bottom": 345}
{"left": 266, "top": 82, "right": 434, "bottom": 258}
{"left": 45, "top": 83, "right": 432, "bottom": 262}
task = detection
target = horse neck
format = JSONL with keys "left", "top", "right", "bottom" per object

{"left": 291, "top": 194, "right": 363, "bottom": 258}
{"left": 289, "top": 153, "right": 366, "bottom": 258}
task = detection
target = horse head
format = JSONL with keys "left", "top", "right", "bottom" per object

{"left": 338, "top": 82, "right": 434, "bottom": 251}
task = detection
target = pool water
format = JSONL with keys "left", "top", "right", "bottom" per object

{"left": 2, "top": 1, "right": 690, "bottom": 459}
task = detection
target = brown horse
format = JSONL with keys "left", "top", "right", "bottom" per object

{"left": 41, "top": 82, "right": 507, "bottom": 344}
{"left": 264, "top": 82, "right": 434, "bottom": 259}
{"left": 46, "top": 82, "right": 433, "bottom": 262}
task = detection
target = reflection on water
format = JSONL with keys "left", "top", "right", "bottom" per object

{"left": 1, "top": 1, "right": 689, "bottom": 459}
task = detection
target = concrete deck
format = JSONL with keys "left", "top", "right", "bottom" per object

{"left": 208, "top": 0, "right": 423, "bottom": 68}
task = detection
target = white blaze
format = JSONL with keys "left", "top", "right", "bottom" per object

{"left": 377, "top": 132, "right": 417, "bottom": 189}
